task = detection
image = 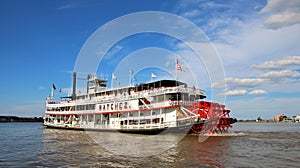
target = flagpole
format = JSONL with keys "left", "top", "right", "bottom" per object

{"left": 151, "top": 72, "right": 157, "bottom": 82}
{"left": 151, "top": 72, "right": 153, "bottom": 82}
{"left": 175, "top": 57, "right": 183, "bottom": 86}
{"left": 175, "top": 57, "right": 178, "bottom": 85}
{"left": 51, "top": 83, "right": 56, "bottom": 99}
{"left": 129, "top": 68, "right": 133, "bottom": 86}
{"left": 51, "top": 86, "right": 54, "bottom": 99}
{"left": 111, "top": 73, "right": 117, "bottom": 89}
{"left": 130, "top": 69, "right": 131, "bottom": 86}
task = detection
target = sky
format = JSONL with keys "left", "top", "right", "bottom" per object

{"left": 0, "top": 0, "right": 300, "bottom": 119}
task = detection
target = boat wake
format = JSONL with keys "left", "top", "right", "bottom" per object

{"left": 193, "top": 132, "right": 246, "bottom": 142}
{"left": 204, "top": 132, "right": 246, "bottom": 137}
{"left": 196, "top": 132, "right": 247, "bottom": 137}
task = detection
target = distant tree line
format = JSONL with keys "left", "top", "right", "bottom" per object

{"left": 0, "top": 116, "right": 43, "bottom": 122}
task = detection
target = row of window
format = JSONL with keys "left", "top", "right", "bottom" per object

{"left": 46, "top": 104, "right": 96, "bottom": 111}
{"left": 76, "top": 104, "right": 95, "bottom": 110}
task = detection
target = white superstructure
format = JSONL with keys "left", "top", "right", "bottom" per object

{"left": 43, "top": 72, "right": 207, "bottom": 133}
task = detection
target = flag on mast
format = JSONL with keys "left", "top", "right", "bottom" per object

{"left": 112, "top": 73, "right": 117, "bottom": 80}
{"left": 52, "top": 83, "right": 56, "bottom": 90}
{"left": 151, "top": 72, "right": 157, "bottom": 78}
{"left": 130, "top": 68, "right": 134, "bottom": 75}
{"left": 111, "top": 73, "right": 117, "bottom": 89}
{"left": 176, "top": 59, "right": 183, "bottom": 71}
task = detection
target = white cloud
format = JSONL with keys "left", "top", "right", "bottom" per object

{"left": 227, "top": 77, "right": 265, "bottom": 88}
{"left": 174, "top": 0, "right": 300, "bottom": 75}
{"left": 221, "top": 89, "right": 267, "bottom": 97}
{"left": 181, "top": 9, "right": 202, "bottom": 18}
{"left": 174, "top": 1, "right": 300, "bottom": 102}
{"left": 248, "top": 89, "right": 267, "bottom": 95}
{"left": 213, "top": 77, "right": 265, "bottom": 88}
{"left": 260, "top": 0, "right": 300, "bottom": 13}
{"left": 261, "top": 0, "right": 300, "bottom": 29}
{"left": 174, "top": 0, "right": 257, "bottom": 43}
{"left": 171, "top": 0, "right": 300, "bottom": 119}
{"left": 264, "top": 13, "right": 300, "bottom": 29}
{"left": 252, "top": 56, "right": 300, "bottom": 70}
{"left": 259, "top": 70, "right": 300, "bottom": 79}
{"left": 224, "top": 89, "right": 247, "bottom": 96}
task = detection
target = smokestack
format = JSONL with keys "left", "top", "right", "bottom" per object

{"left": 72, "top": 72, "right": 77, "bottom": 100}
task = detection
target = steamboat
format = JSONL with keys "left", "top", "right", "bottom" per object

{"left": 44, "top": 70, "right": 236, "bottom": 134}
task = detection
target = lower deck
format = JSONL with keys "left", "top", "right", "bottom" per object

{"left": 43, "top": 122, "right": 199, "bottom": 135}
{"left": 44, "top": 107, "right": 197, "bottom": 131}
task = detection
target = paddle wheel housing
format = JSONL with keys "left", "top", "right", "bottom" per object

{"left": 188, "top": 101, "right": 236, "bottom": 134}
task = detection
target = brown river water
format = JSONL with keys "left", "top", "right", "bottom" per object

{"left": 0, "top": 122, "right": 299, "bottom": 167}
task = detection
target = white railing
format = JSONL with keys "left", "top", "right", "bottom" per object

{"left": 46, "top": 86, "right": 205, "bottom": 110}
{"left": 78, "top": 86, "right": 205, "bottom": 103}
{"left": 46, "top": 100, "right": 196, "bottom": 115}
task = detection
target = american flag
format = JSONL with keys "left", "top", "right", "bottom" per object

{"left": 176, "top": 59, "right": 183, "bottom": 71}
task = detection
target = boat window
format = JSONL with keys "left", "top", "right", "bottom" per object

{"left": 169, "top": 93, "right": 181, "bottom": 101}
{"left": 182, "top": 93, "right": 189, "bottom": 101}
{"left": 87, "top": 104, "right": 95, "bottom": 110}
{"left": 157, "top": 95, "right": 164, "bottom": 102}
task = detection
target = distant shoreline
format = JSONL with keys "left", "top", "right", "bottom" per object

{"left": 0, "top": 116, "right": 43, "bottom": 122}
{"left": 238, "top": 119, "right": 275, "bottom": 123}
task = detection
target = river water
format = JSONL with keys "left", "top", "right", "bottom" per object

{"left": 0, "top": 122, "right": 299, "bottom": 167}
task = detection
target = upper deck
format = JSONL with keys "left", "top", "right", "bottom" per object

{"left": 46, "top": 79, "right": 205, "bottom": 106}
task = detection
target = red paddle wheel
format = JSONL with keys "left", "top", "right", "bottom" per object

{"left": 187, "top": 101, "right": 236, "bottom": 134}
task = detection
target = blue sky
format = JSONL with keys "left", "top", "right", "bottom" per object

{"left": 1, "top": 0, "right": 300, "bottom": 119}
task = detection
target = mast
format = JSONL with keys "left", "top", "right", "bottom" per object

{"left": 50, "top": 83, "right": 56, "bottom": 100}
{"left": 51, "top": 84, "right": 54, "bottom": 99}
{"left": 87, "top": 74, "right": 91, "bottom": 94}
{"left": 111, "top": 73, "right": 116, "bottom": 89}
{"left": 72, "top": 72, "right": 77, "bottom": 100}
{"left": 175, "top": 57, "right": 183, "bottom": 86}
{"left": 129, "top": 68, "right": 133, "bottom": 86}
{"left": 175, "top": 57, "right": 178, "bottom": 84}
